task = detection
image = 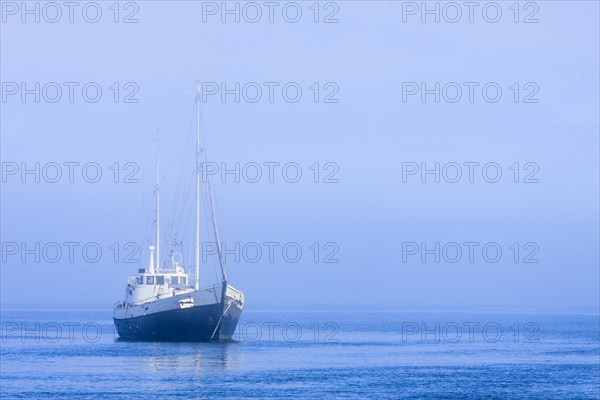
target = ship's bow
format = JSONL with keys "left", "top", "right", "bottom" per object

{"left": 215, "top": 282, "right": 244, "bottom": 341}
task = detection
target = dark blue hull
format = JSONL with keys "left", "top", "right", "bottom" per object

{"left": 113, "top": 300, "right": 243, "bottom": 342}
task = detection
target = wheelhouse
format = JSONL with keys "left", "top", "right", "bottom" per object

{"left": 117, "top": 245, "right": 195, "bottom": 306}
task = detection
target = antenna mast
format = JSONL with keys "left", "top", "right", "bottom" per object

{"left": 194, "top": 83, "right": 201, "bottom": 290}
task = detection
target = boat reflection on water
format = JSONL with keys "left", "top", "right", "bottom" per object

{"left": 113, "top": 341, "right": 244, "bottom": 374}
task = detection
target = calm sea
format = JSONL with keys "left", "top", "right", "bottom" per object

{"left": 1, "top": 309, "right": 599, "bottom": 399}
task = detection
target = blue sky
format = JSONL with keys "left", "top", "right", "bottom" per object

{"left": 1, "top": 1, "right": 598, "bottom": 311}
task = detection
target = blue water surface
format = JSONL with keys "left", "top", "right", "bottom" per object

{"left": 1, "top": 309, "right": 599, "bottom": 399}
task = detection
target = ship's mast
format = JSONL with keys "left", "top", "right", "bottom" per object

{"left": 194, "top": 83, "right": 201, "bottom": 290}
{"left": 155, "top": 130, "right": 160, "bottom": 273}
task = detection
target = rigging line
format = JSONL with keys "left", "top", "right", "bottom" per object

{"left": 198, "top": 115, "right": 228, "bottom": 282}
{"left": 200, "top": 181, "right": 220, "bottom": 283}
{"left": 174, "top": 166, "right": 195, "bottom": 242}
{"left": 164, "top": 105, "right": 196, "bottom": 258}
{"left": 165, "top": 176, "right": 183, "bottom": 257}
{"left": 168, "top": 109, "right": 195, "bottom": 227}
{"left": 169, "top": 171, "right": 187, "bottom": 234}
{"left": 170, "top": 102, "right": 196, "bottom": 208}
{"left": 207, "top": 182, "right": 222, "bottom": 282}
{"left": 172, "top": 171, "right": 189, "bottom": 234}
{"left": 193, "top": 111, "right": 223, "bottom": 284}
{"left": 210, "top": 301, "right": 233, "bottom": 340}
{"left": 174, "top": 167, "right": 194, "bottom": 235}
{"left": 179, "top": 169, "right": 196, "bottom": 246}
{"left": 170, "top": 105, "right": 199, "bottom": 254}
{"left": 200, "top": 113, "right": 227, "bottom": 280}
{"left": 206, "top": 170, "right": 227, "bottom": 281}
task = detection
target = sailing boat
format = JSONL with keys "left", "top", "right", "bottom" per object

{"left": 113, "top": 85, "right": 244, "bottom": 342}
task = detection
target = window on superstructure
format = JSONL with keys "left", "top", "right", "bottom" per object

{"left": 171, "top": 276, "right": 179, "bottom": 285}
{"left": 146, "top": 276, "right": 155, "bottom": 285}
{"left": 181, "top": 277, "right": 187, "bottom": 285}
{"left": 156, "top": 276, "right": 165, "bottom": 285}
